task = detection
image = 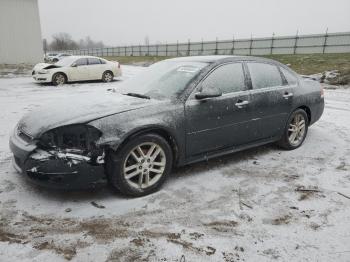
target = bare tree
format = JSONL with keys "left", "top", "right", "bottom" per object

{"left": 49, "top": 32, "right": 78, "bottom": 50}
{"left": 78, "top": 36, "right": 105, "bottom": 49}
{"left": 48, "top": 33, "right": 105, "bottom": 51}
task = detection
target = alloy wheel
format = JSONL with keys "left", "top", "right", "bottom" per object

{"left": 103, "top": 72, "right": 113, "bottom": 82}
{"left": 55, "top": 74, "right": 65, "bottom": 85}
{"left": 123, "top": 142, "right": 166, "bottom": 189}
{"left": 288, "top": 113, "right": 306, "bottom": 146}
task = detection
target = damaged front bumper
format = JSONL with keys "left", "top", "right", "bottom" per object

{"left": 32, "top": 73, "right": 52, "bottom": 83}
{"left": 9, "top": 132, "right": 106, "bottom": 190}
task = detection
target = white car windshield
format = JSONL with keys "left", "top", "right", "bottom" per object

{"left": 117, "top": 61, "right": 208, "bottom": 100}
{"left": 55, "top": 57, "right": 78, "bottom": 67}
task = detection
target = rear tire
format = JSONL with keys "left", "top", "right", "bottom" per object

{"left": 106, "top": 134, "right": 173, "bottom": 197}
{"left": 277, "top": 109, "right": 308, "bottom": 150}
{"left": 52, "top": 73, "right": 67, "bottom": 86}
{"left": 102, "top": 71, "right": 114, "bottom": 83}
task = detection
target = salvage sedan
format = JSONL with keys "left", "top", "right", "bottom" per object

{"left": 32, "top": 55, "right": 122, "bottom": 85}
{"left": 10, "top": 56, "right": 324, "bottom": 197}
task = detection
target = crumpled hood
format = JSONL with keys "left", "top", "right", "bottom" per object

{"left": 33, "top": 63, "right": 52, "bottom": 71}
{"left": 18, "top": 92, "right": 152, "bottom": 138}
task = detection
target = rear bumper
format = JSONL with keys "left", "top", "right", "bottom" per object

{"left": 9, "top": 132, "right": 106, "bottom": 190}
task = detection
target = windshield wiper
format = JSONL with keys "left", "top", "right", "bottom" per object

{"left": 124, "top": 93, "right": 150, "bottom": 99}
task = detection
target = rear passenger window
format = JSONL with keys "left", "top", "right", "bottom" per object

{"left": 280, "top": 67, "right": 297, "bottom": 85}
{"left": 201, "top": 63, "right": 245, "bottom": 94}
{"left": 247, "top": 62, "right": 283, "bottom": 89}
{"left": 88, "top": 58, "right": 101, "bottom": 65}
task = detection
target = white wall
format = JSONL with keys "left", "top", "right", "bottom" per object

{"left": 0, "top": 0, "right": 43, "bottom": 64}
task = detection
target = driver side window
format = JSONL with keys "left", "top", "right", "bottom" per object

{"left": 201, "top": 63, "right": 246, "bottom": 94}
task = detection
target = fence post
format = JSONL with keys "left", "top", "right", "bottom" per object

{"left": 176, "top": 40, "right": 179, "bottom": 56}
{"left": 270, "top": 32, "right": 275, "bottom": 55}
{"left": 201, "top": 38, "right": 204, "bottom": 55}
{"left": 249, "top": 34, "right": 253, "bottom": 55}
{"left": 187, "top": 39, "right": 190, "bottom": 56}
{"left": 215, "top": 37, "right": 218, "bottom": 55}
{"left": 156, "top": 44, "right": 159, "bottom": 56}
{"left": 231, "top": 35, "right": 235, "bottom": 55}
{"left": 166, "top": 42, "right": 168, "bottom": 57}
{"left": 293, "top": 30, "right": 299, "bottom": 55}
{"left": 323, "top": 28, "right": 328, "bottom": 54}
{"left": 124, "top": 46, "right": 127, "bottom": 56}
{"left": 139, "top": 44, "right": 141, "bottom": 56}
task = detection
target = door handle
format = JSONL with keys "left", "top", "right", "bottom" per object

{"left": 235, "top": 100, "right": 249, "bottom": 108}
{"left": 283, "top": 92, "right": 294, "bottom": 99}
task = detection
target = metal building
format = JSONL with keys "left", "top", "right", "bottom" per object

{"left": 0, "top": 0, "right": 43, "bottom": 64}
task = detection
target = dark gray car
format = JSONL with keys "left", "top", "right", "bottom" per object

{"left": 9, "top": 56, "right": 324, "bottom": 196}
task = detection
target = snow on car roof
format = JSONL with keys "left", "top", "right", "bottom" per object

{"left": 66, "top": 55, "right": 102, "bottom": 59}
{"left": 166, "top": 55, "right": 280, "bottom": 64}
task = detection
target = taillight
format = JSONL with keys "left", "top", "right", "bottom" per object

{"left": 320, "top": 87, "right": 324, "bottom": 98}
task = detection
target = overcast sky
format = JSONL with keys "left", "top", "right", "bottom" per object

{"left": 38, "top": 0, "right": 350, "bottom": 46}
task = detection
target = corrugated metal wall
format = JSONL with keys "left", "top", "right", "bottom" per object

{"left": 66, "top": 32, "right": 350, "bottom": 57}
{"left": 0, "top": 0, "right": 43, "bottom": 64}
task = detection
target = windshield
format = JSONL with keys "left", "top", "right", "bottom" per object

{"left": 117, "top": 61, "right": 208, "bottom": 99}
{"left": 55, "top": 57, "right": 78, "bottom": 67}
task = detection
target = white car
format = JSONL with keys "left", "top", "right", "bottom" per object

{"left": 44, "top": 52, "right": 58, "bottom": 62}
{"left": 49, "top": 53, "right": 72, "bottom": 63}
{"left": 32, "top": 56, "right": 122, "bottom": 85}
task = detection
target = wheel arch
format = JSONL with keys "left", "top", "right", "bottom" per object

{"left": 52, "top": 71, "right": 68, "bottom": 82}
{"left": 296, "top": 105, "right": 311, "bottom": 123}
{"left": 103, "top": 70, "right": 114, "bottom": 76}
{"left": 106, "top": 126, "right": 179, "bottom": 166}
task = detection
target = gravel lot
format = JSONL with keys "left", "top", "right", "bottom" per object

{"left": 0, "top": 66, "right": 349, "bottom": 262}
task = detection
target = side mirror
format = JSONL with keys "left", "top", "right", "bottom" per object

{"left": 71, "top": 63, "right": 77, "bottom": 67}
{"left": 195, "top": 87, "right": 222, "bottom": 100}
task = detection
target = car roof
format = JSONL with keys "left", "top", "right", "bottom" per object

{"left": 66, "top": 55, "right": 103, "bottom": 60}
{"left": 166, "top": 55, "right": 283, "bottom": 65}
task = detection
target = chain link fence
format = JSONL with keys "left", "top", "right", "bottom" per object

{"left": 61, "top": 31, "right": 350, "bottom": 57}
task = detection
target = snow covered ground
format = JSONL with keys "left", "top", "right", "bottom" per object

{"left": 0, "top": 66, "right": 349, "bottom": 262}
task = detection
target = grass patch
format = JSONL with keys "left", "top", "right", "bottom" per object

{"left": 263, "top": 53, "right": 350, "bottom": 75}
{"left": 103, "top": 56, "right": 173, "bottom": 65}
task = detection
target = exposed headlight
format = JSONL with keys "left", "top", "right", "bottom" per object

{"left": 39, "top": 125, "right": 102, "bottom": 153}
{"left": 38, "top": 69, "right": 49, "bottom": 74}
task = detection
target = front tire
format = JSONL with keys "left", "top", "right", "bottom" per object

{"left": 52, "top": 73, "right": 67, "bottom": 86}
{"left": 102, "top": 71, "right": 114, "bottom": 83}
{"left": 278, "top": 109, "right": 308, "bottom": 150}
{"left": 107, "top": 134, "right": 173, "bottom": 197}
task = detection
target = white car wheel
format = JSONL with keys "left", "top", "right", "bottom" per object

{"left": 52, "top": 73, "right": 66, "bottom": 86}
{"left": 102, "top": 71, "right": 114, "bottom": 83}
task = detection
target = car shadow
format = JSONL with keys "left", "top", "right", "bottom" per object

{"left": 34, "top": 78, "right": 122, "bottom": 87}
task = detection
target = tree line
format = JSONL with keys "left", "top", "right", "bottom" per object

{"left": 45, "top": 33, "right": 105, "bottom": 51}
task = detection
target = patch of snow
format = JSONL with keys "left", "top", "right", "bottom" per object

{"left": 0, "top": 67, "right": 350, "bottom": 261}
{"left": 304, "top": 70, "right": 340, "bottom": 84}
